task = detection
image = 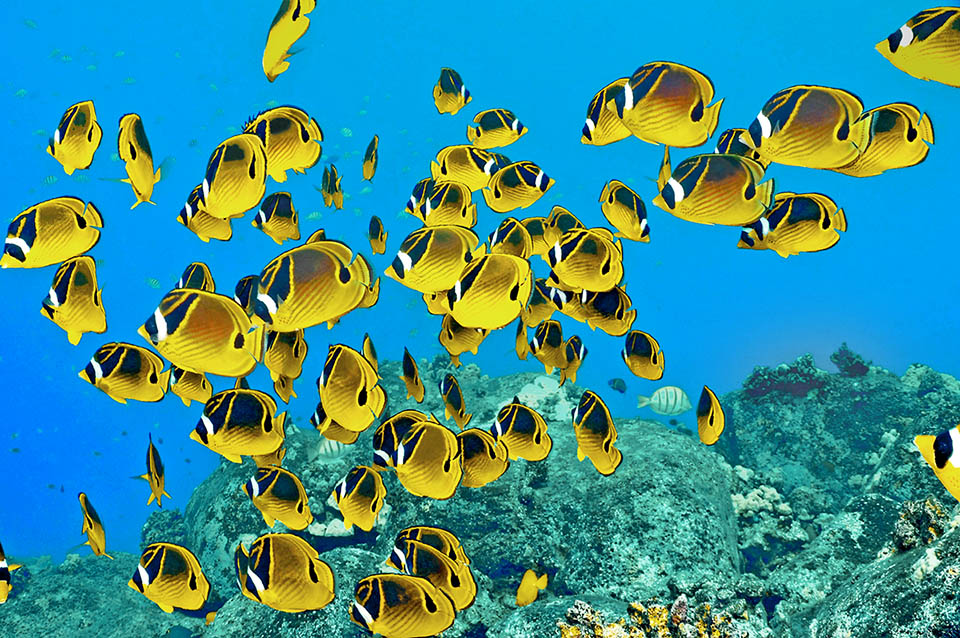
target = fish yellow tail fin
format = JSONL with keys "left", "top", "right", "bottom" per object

{"left": 158, "top": 367, "right": 172, "bottom": 391}
{"left": 833, "top": 208, "right": 848, "bottom": 232}
{"left": 247, "top": 325, "right": 265, "bottom": 363}
{"left": 756, "top": 177, "right": 776, "bottom": 210}
{"left": 466, "top": 127, "right": 478, "bottom": 144}
{"left": 656, "top": 146, "right": 672, "bottom": 191}
{"left": 536, "top": 573, "right": 548, "bottom": 590}
{"left": 450, "top": 354, "right": 461, "bottom": 367}
{"left": 83, "top": 201, "right": 105, "bottom": 227}
{"left": 274, "top": 411, "right": 287, "bottom": 436}
{"left": 704, "top": 99, "right": 724, "bottom": 138}
{"left": 918, "top": 113, "right": 935, "bottom": 144}
{"left": 67, "top": 331, "right": 83, "bottom": 346}
{"left": 637, "top": 395, "right": 651, "bottom": 408}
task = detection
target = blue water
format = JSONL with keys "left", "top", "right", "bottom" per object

{"left": 1, "top": 0, "right": 955, "bottom": 559}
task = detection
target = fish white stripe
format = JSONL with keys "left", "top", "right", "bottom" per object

{"left": 5, "top": 237, "right": 31, "bottom": 255}
{"left": 535, "top": 170, "right": 545, "bottom": 189}
{"left": 374, "top": 449, "right": 391, "bottom": 464}
{"left": 950, "top": 429, "right": 960, "bottom": 468}
{"left": 756, "top": 112, "right": 772, "bottom": 140}
{"left": 248, "top": 477, "right": 259, "bottom": 497}
{"left": 492, "top": 420, "right": 503, "bottom": 437}
{"left": 483, "top": 158, "right": 495, "bottom": 175}
{"left": 48, "top": 287, "right": 60, "bottom": 307}
{"left": 511, "top": 119, "right": 520, "bottom": 132}
{"left": 666, "top": 178, "right": 685, "bottom": 205}
{"left": 584, "top": 118, "right": 596, "bottom": 133}
{"left": 201, "top": 415, "right": 215, "bottom": 436}
{"left": 256, "top": 293, "right": 278, "bottom": 317}
{"left": 137, "top": 564, "right": 151, "bottom": 586}
{"left": 353, "top": 601, "right": 375, "bottom": 626}
{"left": 246, "top": 567, "right": 266, "bottom": 594}
{"left": 396, "top": 442, "right": 407, "bottom": 466}
{"left": 623, "top": 85, "right": 635, "bottom": 111}
{"left": 90, "top": 359, "right": 104, "bottom": 381}
{"left": 337, "top": 479, "right": 347, "bottom": 500}
{"left": 396, "top": 251, "right": 413, "bottom": 273}
{"left": 899, "top": 24, "right": 914, "bottom": 47}
{"left": 256, "top": 209, "right": 267, "bottom": 225}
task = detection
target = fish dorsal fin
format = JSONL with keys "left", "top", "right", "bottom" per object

{"left": 235, "top": 377, "right": 250, "bottom": 390}
{"left": 304, "top": 229, "right": 327, "bottom": 244}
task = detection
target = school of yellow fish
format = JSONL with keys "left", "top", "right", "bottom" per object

{"left": 3, "top": 4, "right": 959, "bottom": 635}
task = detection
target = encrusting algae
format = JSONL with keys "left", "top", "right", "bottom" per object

{"left": 557, "top": 596, "right": 738, "bottom": 638}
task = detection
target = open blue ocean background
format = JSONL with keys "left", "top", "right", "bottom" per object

{"left": 0, "top": 0, "right": 956, "bottom": 560}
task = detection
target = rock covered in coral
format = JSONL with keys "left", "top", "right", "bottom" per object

{"left": 892, "top": 497, "right": 949, "bottom": 552}
{"left": 829, "top": 343, "right": 871, "bottom": 377}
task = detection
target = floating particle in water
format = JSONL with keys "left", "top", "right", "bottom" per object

{"left": 188, "top": 138, "right": 198, "bottom": 148}
{"left": 425, "top": 137, "right": 434, "bottom": 144}
{"left": 214, "top": 108, "right": 224, "bottom": 117}
{"left": 401, "top": 165, "right": 411, "bottom": 174}
{"left": 344, "top": 192, "right": 352, "bottom": 200}
{"left": 209, "top": 83, "right": 218, "bottom": 92}
{"left": 145, "top": 277, "right": 161, "bottom": 289}
{"left": 174, "top": 51, "right": 181, "bottom": 58}
{"left": 184, "top": 458, "right": 191, "bottom": 463}
{"left": 362, "top": 95, "right": 371, "bottom": 104}
{"left": 10, "top": 448, "right": 20, "bottom": 454}
{"left": 121, "top": 430, "right": 127, "bottom": 436}
{"left": 157, "top": 437, "right": 164, "bottom": 444}
{"left": 306, "top": 211, "right": 322, "bottom": 220}
{"left": 23, "top": 18, "right": 37, "bottom": 29}
{"left": 72, "top": 174, "right": 90, "bottom": 184}
{"left": 95, "top": 259, "right": 106, "bottom": 268}
{"left": 60, "top": 55, "right": 72, "bottom": 63}
{"left": 353, "top": 208, "right": 362, "bottom": 216}
{"left": 265, "top": 99, "right": 278, "bottom": 107}
{"left": 86, "top": 64, "right": 97, "bottom": 72}
{"left": 549, "top": 192, "right": 563, "bottom": 201}
{"left": 32, "top": 129, "right": 48, "bottom": 136}
{"left": 122, "top": 77, "right": 136, "bottom": 85}
{"left": 341, "top": 127, "right": 353, "bottom": 138}
{"left": 399, "top": 129, "right": 408, "bottom": 136}
{"left": 114, "top": 50, "right": 125, "bottom": 57}
{"left": 93, "top": 451, "right": 101, "bottom": 457}
{"left": 10, "top": 432, "right": 18, "bottom": 439}
{"left": 47, "top": 484, "right": 55, "bottom": 489}
{"left": 358, "top": 109, "right": 368, "bottom": 116}
{"left": 41, "top": 175, "right": 58, "bottom": 186}
{"left": 405, "top": 298, "right": 419, "bottom": 309}
{"left": 409, "top": 328, "right": 419, "bottom": 338}
{"left": 359, "top": 185, "right": 372, "bottom": 195}
{"left": 15, "top": 89, "right": 27, "bottom": 98}
{"left": 60, "top": 485, "right": 64, "bottom": 492}
{"left": 225, "top": 125, "right": 238, "bottom": 134}
{"left": 49, "top": 48, "right": 61, "bottom": 58}
{"left": 110, "top": 153, "right": 120, "bottom": 162}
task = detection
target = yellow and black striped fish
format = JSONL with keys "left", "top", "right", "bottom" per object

{"left": 515, "top": 318, "right": 529, "bottom": 361}
{"left": 117, "top": 113, "right": 161, "bottom": 208}
{"left": 443, "top": 253, "right": 532, "bottom": 330}
{"left": 79, "top": 342, "right": 170, "bottom": 404}
{"left": 400, "top": 347, "right": 425, "bottom": 402}
{"left": 372, "top": 409, "right": 427, "bottom": 469}
{"left": 254, "top": 192, "right": 300, "bottom": 244}
{"left": 404, "top": 177, "right": 436, "bottom": 217}
{"left": 915, "top": 422, "right": 960, "bottom": 501}
{"left": 598, "top": 180, "right": 649, "bottom": 242}
{"left": 438, "top": 314, "right": 489, "bottom": 368}
{"left": 876, "top": 8, "right": 960, "bottom": 87}
{"left": 388, "top": 526, "right": 470, "bottom": 569}
{"left": 491, "top": 398, "right": 552, "bottom": 462}
{"left": 622, "top": 330, "right": 664, "bottom": 380}
{"left": 47, "top": 100, "right": 102, "bottom": 175}
{"left": 242, "top": 465, "right": 312, "bottom": 529}
{"left": 332, "top": 465, "right": 387, "bottom": 531}
{"left": 236, "top": 533, "right": 334, "bottom": 613}
{"left": 457, "top": 428, "right": 509, "bottom": 488}
{"left": 419, "top": 181, "right": 477, "bottom": 228}
{"left": 201, "top": 133, "right": 267, "bottom": 219}
{"left": 2, "top": 196, "right": 103, "bottom": 269}
{"left": 362, "top": 332, "right": 378, "bottom": 373}
{"left": 697, "top": 385, "right": 725, "bottom": 445}
{"left": 488, "top": 216, "right": 533, "bottom": 259}
{"left": 390, "top": 539, "right": 477, "bottom": 611}
{"left": 138, "top": 433, "right": 171, "bottom": 508}
{"left": 0, "top": 540, "right": 21, "bottom": 604}
{"left": 482, "top": 160, "right": 554, "bottom": 213}
{"left": 317, "top": 343, "right": 386, "bottom": 433}
{"left": 311, "top": 398, "right": 361, "bottom": 445}
{"left": 653, "top": 148, "right": 774, "bottom": 226}
{"left": 385, "top": 225, "right": 481, "bottom": 294}
{"left": 350, "top": 574, "right": 456, "bottom": 636}
{"left": 433, "top": 67, "right": 472, "bottom": 115}
{"left": 363, "top": 134, "right": 379, "bottom": 181}
{"left": 245, "top": 106, "right": 323, "bottom": 182}
{"left": 234, "top": 275, "right": 260, "bottom": 318}
{"left": 439, "top": 373, "right": 472, "bottom": 429}
{"left": 467, "top": 108, "right": 526, "bottom": 149}
{"left": 738, "top": 192, "right": 847, "bottom": 258}
{"left": 581, "top": 78, "right": 632, "bottom": 146}
{"left": 714, "top": 128, "right": 770, "bottom": 170}
{"left": 579, "top": 286, "right": 636, "bottom": 336}
{"left": 571, "top": 390, "right": 622, "bottom": 476}
{"left": 41, "top": 255, "right": 106, "bottom": 345}
{"left": 262, "top": 0, "right": 317, "bottom": 81}
{"left": 431, "top": 145, "right": 510, "bottom": 191}
{"left": 530, "top": 319, "right": 567, "bottom": 376}
{"left": 521, "top": 279, "right": 556, "bottom": 328}
{"left": 176, "top": 262, "right": 215, "bottom": 292}
{"left": 542, "top": 205, "right": 585, "bottom": 248}
{"left": 169, "top": 366, "right": 212, "bottom": 407}
{"left": 392, "top": 419, "right": 462, "bottom": 500}
{"left": 319, "top": 164, "right": 344, "bottom": 209}
{"left": 610, "top": 62, "right": 722, "bottom": 148}
{"left": 190, "top": 385, "right": 286, "bottom": 463}
{"left": 520, "top": 216, "right": 550, "bottom": 258}
{"left": 177, "top": 185, "right": 233, "bottom": 243}
{"left": 78, "top": 492, "right": 113, "bottom": 558}
{"left": 548, "top": 227, "right": 624, "bottom": 293}
{"left": 368, "top": 215, "right": 387, "bottom": 254}
{"left": 833, "top": 103, "right": 934, "bottom": 177}
{"left": 129, "top": 543, "right": 212, "bottom": 615}
{"left": 560, "top": 335, "right": 587, "bottom": 386}
{"left": 264, "top": 329, "right": 307, "bottom": 383}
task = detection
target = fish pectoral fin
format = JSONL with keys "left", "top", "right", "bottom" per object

{"left": 222, "top": 453, "right": 243, "bottom": 464}
{"left": 103, "top": 553, "right": 114, "bottom": 560}
{"left": 67, "top": 331, "right": 83, "bottom": 346}
{"left": 156, "top": 602, "right": 175, "bottom": 613}
{"left": 576, "top": 445, "right": 585, "bottom": 462}
{"left": 261, "top": 512, "right": 276, "bottom": 528}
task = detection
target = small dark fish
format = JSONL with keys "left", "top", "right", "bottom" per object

{"left": 607, "top": 378, "right": 627, "bottom": 393}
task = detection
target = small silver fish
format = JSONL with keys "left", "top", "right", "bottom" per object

{"left": 637, "top": 386, "right": 692, "bottom": 415}
{"left": 314, "top": 438, "right": 349, "bottom": 462}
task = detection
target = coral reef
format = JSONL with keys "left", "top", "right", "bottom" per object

{"left": 829, "top": 342, "right": 871, "bottom": 377}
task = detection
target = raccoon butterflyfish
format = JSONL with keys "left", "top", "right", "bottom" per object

{"left": 242, "top": 465, "right": 312, "bottom": 529}
{"left": 404, "top": 177, "right": 436, "bottom": 218}
{"left": 433, "top": 67, "right": 471, "bottom": 115}
{"left": 457, "top": 428, "right": 509, "bottom": 488}
{"left": 169, "top": 366, "right": 212, "bottom": 407}
{"left": 529, "top": 320, "right": 567, "bottom": 376}
{"left": 482, "top": 160, "right": 554, "bottom": 213}
{"left": 916, "top": 423, "right": 960, "bottom": 501}
{"left": 387, "top": 526, "right": 471, "bottom": 569}
{"left": 253, "top": 192, "right": 300, "bottom": 244}
{"left": 653, "top": 147, "right": 774, "bottom": 226}
{"left": 318, "top": 164, "right": 344, "bottom": 209}
{"left": 400, "top": 347, "right": 425, "bottom": 402}
{"left": 391, "top": 539, "right": 477, "bottom": 611}
{"left": 129, "top": 543, "right": 212, "bottom": 615}
{"left": 714, "top": 128, "right": 771, "bottom": 170}
{"left": 176, "top": 261, "right": 215, "bottom": 292}
{"left": 439, "top": 373, "right": 472, "bottom": 429}
{"left": 599, "top": 180, "right": 649, "bottom": 242}
{"left": 516, "top": 569, "right": 547, "bottom": 607}
{"left": 362, "top": 134, "right": 379, "bottom": 181}
{"left": 515, "top": 318, "right": 529, "bottom": 361}
{"left": 79, "top": 342, "right": 170, "bottom": 404}
{"left": 264, "top": 329, "right": 307, "bottom": 383}
{"left": 438, "top": 314, "right": 489, "bottom": 367}
{"left": 261, "top": 0, "right": 317, "bottom": 82}
{"left": 559, "top": 336, "right": 587, "bottom": 386}
{"left": 385, "top": 225, "right": 482, "bottom": 294}
{"left": 362, "top": 332, "right": 378, "bottom": 372}
{"left": 117, "top": 113, "right": 161, "bottom": 208}
{"left": 492, "top": 398, "right": 552, "bottom": 462}
{"left": 544, "top": 281, "right": 589, "bottom": 324}
{"left": 236, "top": 533, "right": 334, "bottom": 613}
{"left": 542, "top": 205, "right": 586, "bottom": 248}
{"left": 431, "top": 145, "right": 510, "bottom": 191}
{"left": 391, "top": 419, "right": 463, "bottom": 500}
{"left": 832, "top": 103, "right": 934, "bottom": 178}
{"left": 578, "top": 286, "right": 636, "bottom": 336}
{"left": 368, "top": 215, "right": 387, "bottom": 254}
{"left": 548, "top": 227, "right": 624, "bottom": 293}
{"left": 876, "top": 8, "right": 960, "bottom": 87}
{"left": 571, "top": 390, "right": 622, "bottom": 476}
{"left": 697, "top": 385, "right": 725, "bottom": 446}
{"left": 351, "top": 573, "right": 457, "bottom": 637}
{"left": 310, "top": 398, "right": 361, "bottom": 445}
{"left": 271, "top": 375, "right": 296, "bottom": 403}
{"left": 139, "top": 289, "right": 264, "bottom": 377}
{"left": 78, "top": 492, "right": 112, "bottom": 558}
{"left": 46, "top": 100, "right": 102, "bottom": 175}
{"left": 372, "top": 409, "right": 428, "bottom": 469}
{"left": 138, "top": 433, "right": 171, "bottom": 507}
{"left": 253, "top": 236, "right": 372, "bottom": 331}
{"left": 637, "top": 385, "right": 692, "bottom": 415}
{"left": 0, "top": 541, "right": 21, "bottom": 604}
{"left": 521, "top": 279, "right": 556, "bottom": 328}
{"left": 739, "top": 85, "right": 869, "bottom": 170}
{"left": 332, "top": 465, "right": 387, "bottom": 531}
{"left": 177, "top": 185, "right": 233, "bottom": 243}
{"left": 234, "top": 275, "right": 260, "bottom": 318}
{"left": 253, "top": 445, "right": 287, "bottom": 468}
{"left": 245, "top": 105, "right": 322, "bottom": 182}
{"left": 610, "top": 61, "right": 723, "bottom": 148}
{"left": 419, "top": 180, "right": 477, "bottom": 228}
{"left": 489, "top": 216, "right": 533, "bottom": 259}
{"left": 622, "top": 330, "right": 664, "bottom": 380}
{"left": 738, "top": 191, "right": 847, "bottom": 258}
{"left": 581, "top": 78, "right": 632, "bottom": 146}
{"left": 2, "top": 196, "right": 103, "bottom": 269}
{"left": 40, "top": 255, "right": 106, "bottom": 345}
{"left": 190, "top": 386, "right": 286, "bottom": 463}
{"left": 521, "top": 216, "right": 550, "bottom": 258}
{"left": 422, "top": 290, "right": 448, "bottom": 315}
{"left": 317, "top": 343, "right": 386, "bottom": 433}
{"left": 443, "top": 253, "right": 533, "bottom": 330}
{"left": 467, "top": 108, "right": 526, "bottom": 149}
{"left": 200, "top": 133, "right": 267, "bottom": 220}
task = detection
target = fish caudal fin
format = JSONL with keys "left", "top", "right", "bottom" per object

{"left": 159, "top": 368, "right": 172, "bottom": 391}
{"left": 756, "top": 178, "right": 776, "bottom": 209}
{"left": 656, "top": 147, "right": 671, "bottom": 191}
{"left": 704, "top": 99, "right": 724, "bottom": 138}
{"left": 833, "top": 209, "right": 848, "bottom": 232}
{"left": 247, "top": 325, "right": 265, "bottom": 362}
{"left": 637, "top": 395, "right": 651, "bottom": 408}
